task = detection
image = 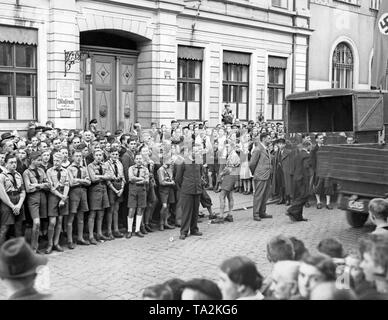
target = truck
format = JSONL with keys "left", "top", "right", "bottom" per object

{"left": 285, "top": 89, "right": 388, "bottom": 227}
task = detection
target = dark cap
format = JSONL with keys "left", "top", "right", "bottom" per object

{"left": 76, "top": 142, "right": 88, "bottom": 151}
{"left": 1, "top": 132, "right": 15, "bottom": 141}
{"left": 29, "top": 151, "right": 41, "bottom": 161}
{"left": 89, "top": 119, "right": 98, "bottom": 125}
{"left": 42, "top": 127, "right": 52, "bottom": 133}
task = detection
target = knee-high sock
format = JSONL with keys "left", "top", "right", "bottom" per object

{"left": 135, "top": 215, "right": 142, "bottom": 232}
{"left": 47, "top": 223, "right": 55, "bottom": 246}
{"left": 127, "top": 217, "right": 134, "bottom": 233}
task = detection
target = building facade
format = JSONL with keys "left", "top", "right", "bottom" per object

{"left": 0, "top": 0, "right": 311, "bottom": 133}
{"left": 309, "top": 0, "right": 379, "bottom": 91}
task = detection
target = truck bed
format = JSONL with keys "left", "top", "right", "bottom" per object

{"left": 317, "top": 144, "right": 388, "bottom": 197}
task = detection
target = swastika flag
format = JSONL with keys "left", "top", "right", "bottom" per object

{"left": 372, "top": 0, "right": 388, "bottom": 89}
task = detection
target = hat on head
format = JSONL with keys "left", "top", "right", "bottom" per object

{"left": 1, "top": 132, "right": 15, "bottom": 142}
{"left": 0, "top": 237, "right": 47, "bottom": 279}
{"left": 35, "top": 126, "right": 46, "bottom": 132}
{"left": 89, "top": 119, "right": 98, "bottom": 125}
{"left": 29, "top": 151, "right": 41, "bottom": 161}
{"left": 42, "top": 127, "right": 52, "bottom": 133}
{"left": 76, "top": 142, "right": 87, "bottom": 151}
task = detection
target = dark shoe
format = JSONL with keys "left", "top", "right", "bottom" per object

{"left": 53, "top": 244, "right": 64, "bottom": 252}
{"left": 113, "top": 231, "right": 124, "bottom": 238}
{"left": 277, "top": 199, "right": 286, "bottom": 205}
{"left": 89, "top": 238, "right": 98, "bottom": 245}
{"left": 259, "top": 214, "right": 273, "bottom": 219}
{"left": 77, "top": 239, "right": 90, "bottom": 246}
{"left": 224, "top": 215, "right": 234, "bottom": 222}
{"left": 175, "top": 224, "right": 181, "bottom": 228}
{"left": 209, "top": 214, "right": 218, "bottom": 220}
{"left": 135, "top": 231, "right": 144, "bottom": 238}
{"left": 190, "top": 231, "right": 203, "bottom": 236}
{"left": 145, "top": 224, "right": 154, "bottom": 233}
{"left": 211, "top": 217, "right": 225, "bottom": 224}
{"left": 179, "top": 235, "right": 187, "bottom": 240}
{"left": 96, "top": 234, "right": 109, "bottom": 242}
{"left": 326, "top": 204, "right": 334, "bottom": 210}
{"left": 253, "top": 217, "right": 262, "bottom": 221}
{"left": 68, "top": 242, "right": 75, "bottom": 250}
{"left": 198, "top": 213, "right": 205, "bottom": 219}
{"left": 300, "top": 218, "right": 309, "bottom": 222}
{"left": 214, "top": 189, "right": 221, "bottom": 193}
{"left": 140, "top": 226, "right": 148, "bottom": 235}
{"left": 106, "top": 233, "right": 115, "bottom": 241}
{"left": 45, "top": 246, "right": 53, "bottom": 255}
{"left": 164, "top": 223, "right": 175, "bottom": 230}
{"left": 305, "top": 202, "right": 311, "bottom": 208}
{"left": 317, "top": 203, "right": 323, "bottom": 210}
{"left": 286, "top": 212, "right": 297, "bottom": 222}
{"left": 125, "top": 232, "right": 132, "bottom": 239}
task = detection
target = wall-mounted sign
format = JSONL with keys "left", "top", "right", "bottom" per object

{"left": 56, "top": 81, "right": 75, "bottom": 110}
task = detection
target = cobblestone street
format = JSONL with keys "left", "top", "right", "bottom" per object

{"left": 0, "top": 192, "right": 374, "bottom": 300}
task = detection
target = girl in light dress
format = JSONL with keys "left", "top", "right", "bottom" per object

{"left": 240, "top": 133, "right": 253, "bottom": 195}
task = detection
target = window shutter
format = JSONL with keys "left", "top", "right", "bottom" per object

{"left": 178, "top": 46, "right": 203, "bottom": 61}
{"left": 0, "top": 25, "right": 38, "bottom": 45}
{"left": 223, "top": 51, "right": 250, "bottom": 65}
{"left": 268, "top": 56, "right": 287, "bottom": 69}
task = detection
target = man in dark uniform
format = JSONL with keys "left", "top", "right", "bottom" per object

{"left": 0, "top": 154, "right": 26, "bottom": 246}
{"left": 286, "top": 141, "right": 313, "bottom": 222}
{"left": 175, "top": 145, "right": 204, "bottom": 240}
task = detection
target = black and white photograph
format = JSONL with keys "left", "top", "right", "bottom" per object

{"left": 0, "top": 0, "right": 388, "bottom": 307}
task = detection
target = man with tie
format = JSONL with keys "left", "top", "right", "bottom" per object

{"left": 87, "top": 149, "right": 111, "bottom": 244}
{"left": 23, "top": 151, "right": 50, "bottom": 252}
{"left": 105, "top": 147, "right": 125, "bottom": 239}
{"left": 0, "top": 154, "right": 26, "bottom": 247}
{"left": 175, "top": 144, "right": 204, "bottom": 240}
{"left": 249, "top": 133, "right": 273, "bottom": 221}
{"left": 46, "top": 152, "right": 70, "bottom": 254}
{"left": 126, "top": 153, "right": 149, "bottom": 239}
{"left": 67, "top": 150, "right": 91, "bottom": 248}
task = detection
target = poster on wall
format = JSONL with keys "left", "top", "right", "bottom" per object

{"left": 56, "top": 81, "right": 75, "bottom": 110}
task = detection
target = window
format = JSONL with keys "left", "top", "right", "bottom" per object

{"left": 222, "top": 51, "right": 250, "bottom": 121}
{"left": 334, "top": 0, "right": 360, "bottom": 6}
{"left": 272, "top": 0, "right": 289, "bottom": 9}
{"left": 332, "top": 42, "right": 354, "bottom": 89}
{"left": 177, "top": 46, "right": 203, "bottom": 120}
{"left": 267, "top": 56, "right": 287, "bottom": 121}
{"left": 370, "top": 0, "right": 380, "bottom": 10}
{"left": 0, "top": 43, "right": 37, "bottom": 120}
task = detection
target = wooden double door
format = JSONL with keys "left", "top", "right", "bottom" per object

{"left": 80, "top": 50, "right": 137, "bottom": 133}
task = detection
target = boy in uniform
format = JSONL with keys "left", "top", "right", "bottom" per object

{"left": 87, "top": 149, "right": 111, "bottom": 244}
{"left": 126, "top": 153, "right": 149, "bottom": 239}
{"left": 369, "top": 198, "right": 388, "bottom": 235}
{"left": 105, "top": 147, "right": 125, "bottom": 239}
{"left": 0, "top": 154, "right": 26, "bottom": 246}
{"left": 67, "top": 149, "right": 91, "bottom": 248}
{"left": 46, "top": 152, "right": 70, "bottom": 254}
{"left": 23, "top": 151, "right": 50, "bottom": 252}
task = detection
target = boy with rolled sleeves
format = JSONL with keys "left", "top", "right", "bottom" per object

{"left": 0, "top": 154, "right": 26, "bottom": 246}
{"left": 126, "top": 153, "right": 149, "bottom": 239}
{"left": 105, "top": 147, "right": 125, "bottom": 239}
{"left": 45, "top": 152, "right": 70, "bottom": 254}
{"left": 87, "top": 149, "right": 111, "bottom": 244}
{"left": 67, "top": 149, "right": 91, "bottom": 248}
{"left": 23, "top": 151, "right": 50, "bottom": 252}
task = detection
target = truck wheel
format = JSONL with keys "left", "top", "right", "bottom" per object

{"left": 345, "top": 211, "right": 368, "bottom": 228}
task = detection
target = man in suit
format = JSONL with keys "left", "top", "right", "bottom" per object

{"left": 249, "top": 133, "right": 273, "bottom": 221}
{"left": 286, "top": 141, "right": 313, "bottom": 222}
{"left": 175, "top": 145, "right": 204, "bottom": 240}
{"left": 277, "top": 139, "right": 294, "bottom": 206}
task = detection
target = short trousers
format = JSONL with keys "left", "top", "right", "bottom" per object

{"left": 200, "top": 190, "right": 213, "bottom": 208}
{"left": 221, "top": 175, "right": 238, "bottom": 192}
{"left": 0, "top": 193, "right": 25, "bottom": 225}
{"left": 47, "top": 194, "right": 69, "bottom": 217}
{"left": 159, "top": 186, "right": 176, "bottom": 204}
{"left": 88, "top": 183, "right": 110, "bottom": 211}
{"left": 27, "top": 191, "right": 48, "bottom": 219}
{"left": 127, "top": 185, "right": 147, "bottom": 209}
{"left": 69, "top": 187, "right": 89, "bottom": 214}
{"left": 108, "top": 188, "right": 124, "bottom": 206}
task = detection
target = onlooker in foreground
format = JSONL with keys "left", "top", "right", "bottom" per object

{"left": 269, "top": 261, "right": 300, "bottom": 300}
{"left": 317, "top": 238, "right": 345, "bottom": 259}
{"left": 217, "top": 256, "right": 264, "bottom": 300}
{"left": 0, "top": 237, "right": 50, "bottom": 300}
{"left": 368, "top": 198, "right": 388, "bottom": 235}
{"left": 293, "top": 253, "right": 337, "bottom": 300}
{"left": 359, "top": 235, "right": 388, "bottom": 299}
{"left": 181, "top": 278, "right": 222, "bottom": 300}
{"left": 289, "top": 237, "right": 309, "bottom": 261}
{"left": 310, "top": 282, "right": 357, "bottom": 300}
{"left": 142, "top": 284, "right": 174, "bottom": 300}
{"left": 163, "top": 278, "right": 186, "bottom": 300}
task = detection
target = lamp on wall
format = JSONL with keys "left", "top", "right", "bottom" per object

{"left": 64, "top": 50, "right": 90, "bottom": 77}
